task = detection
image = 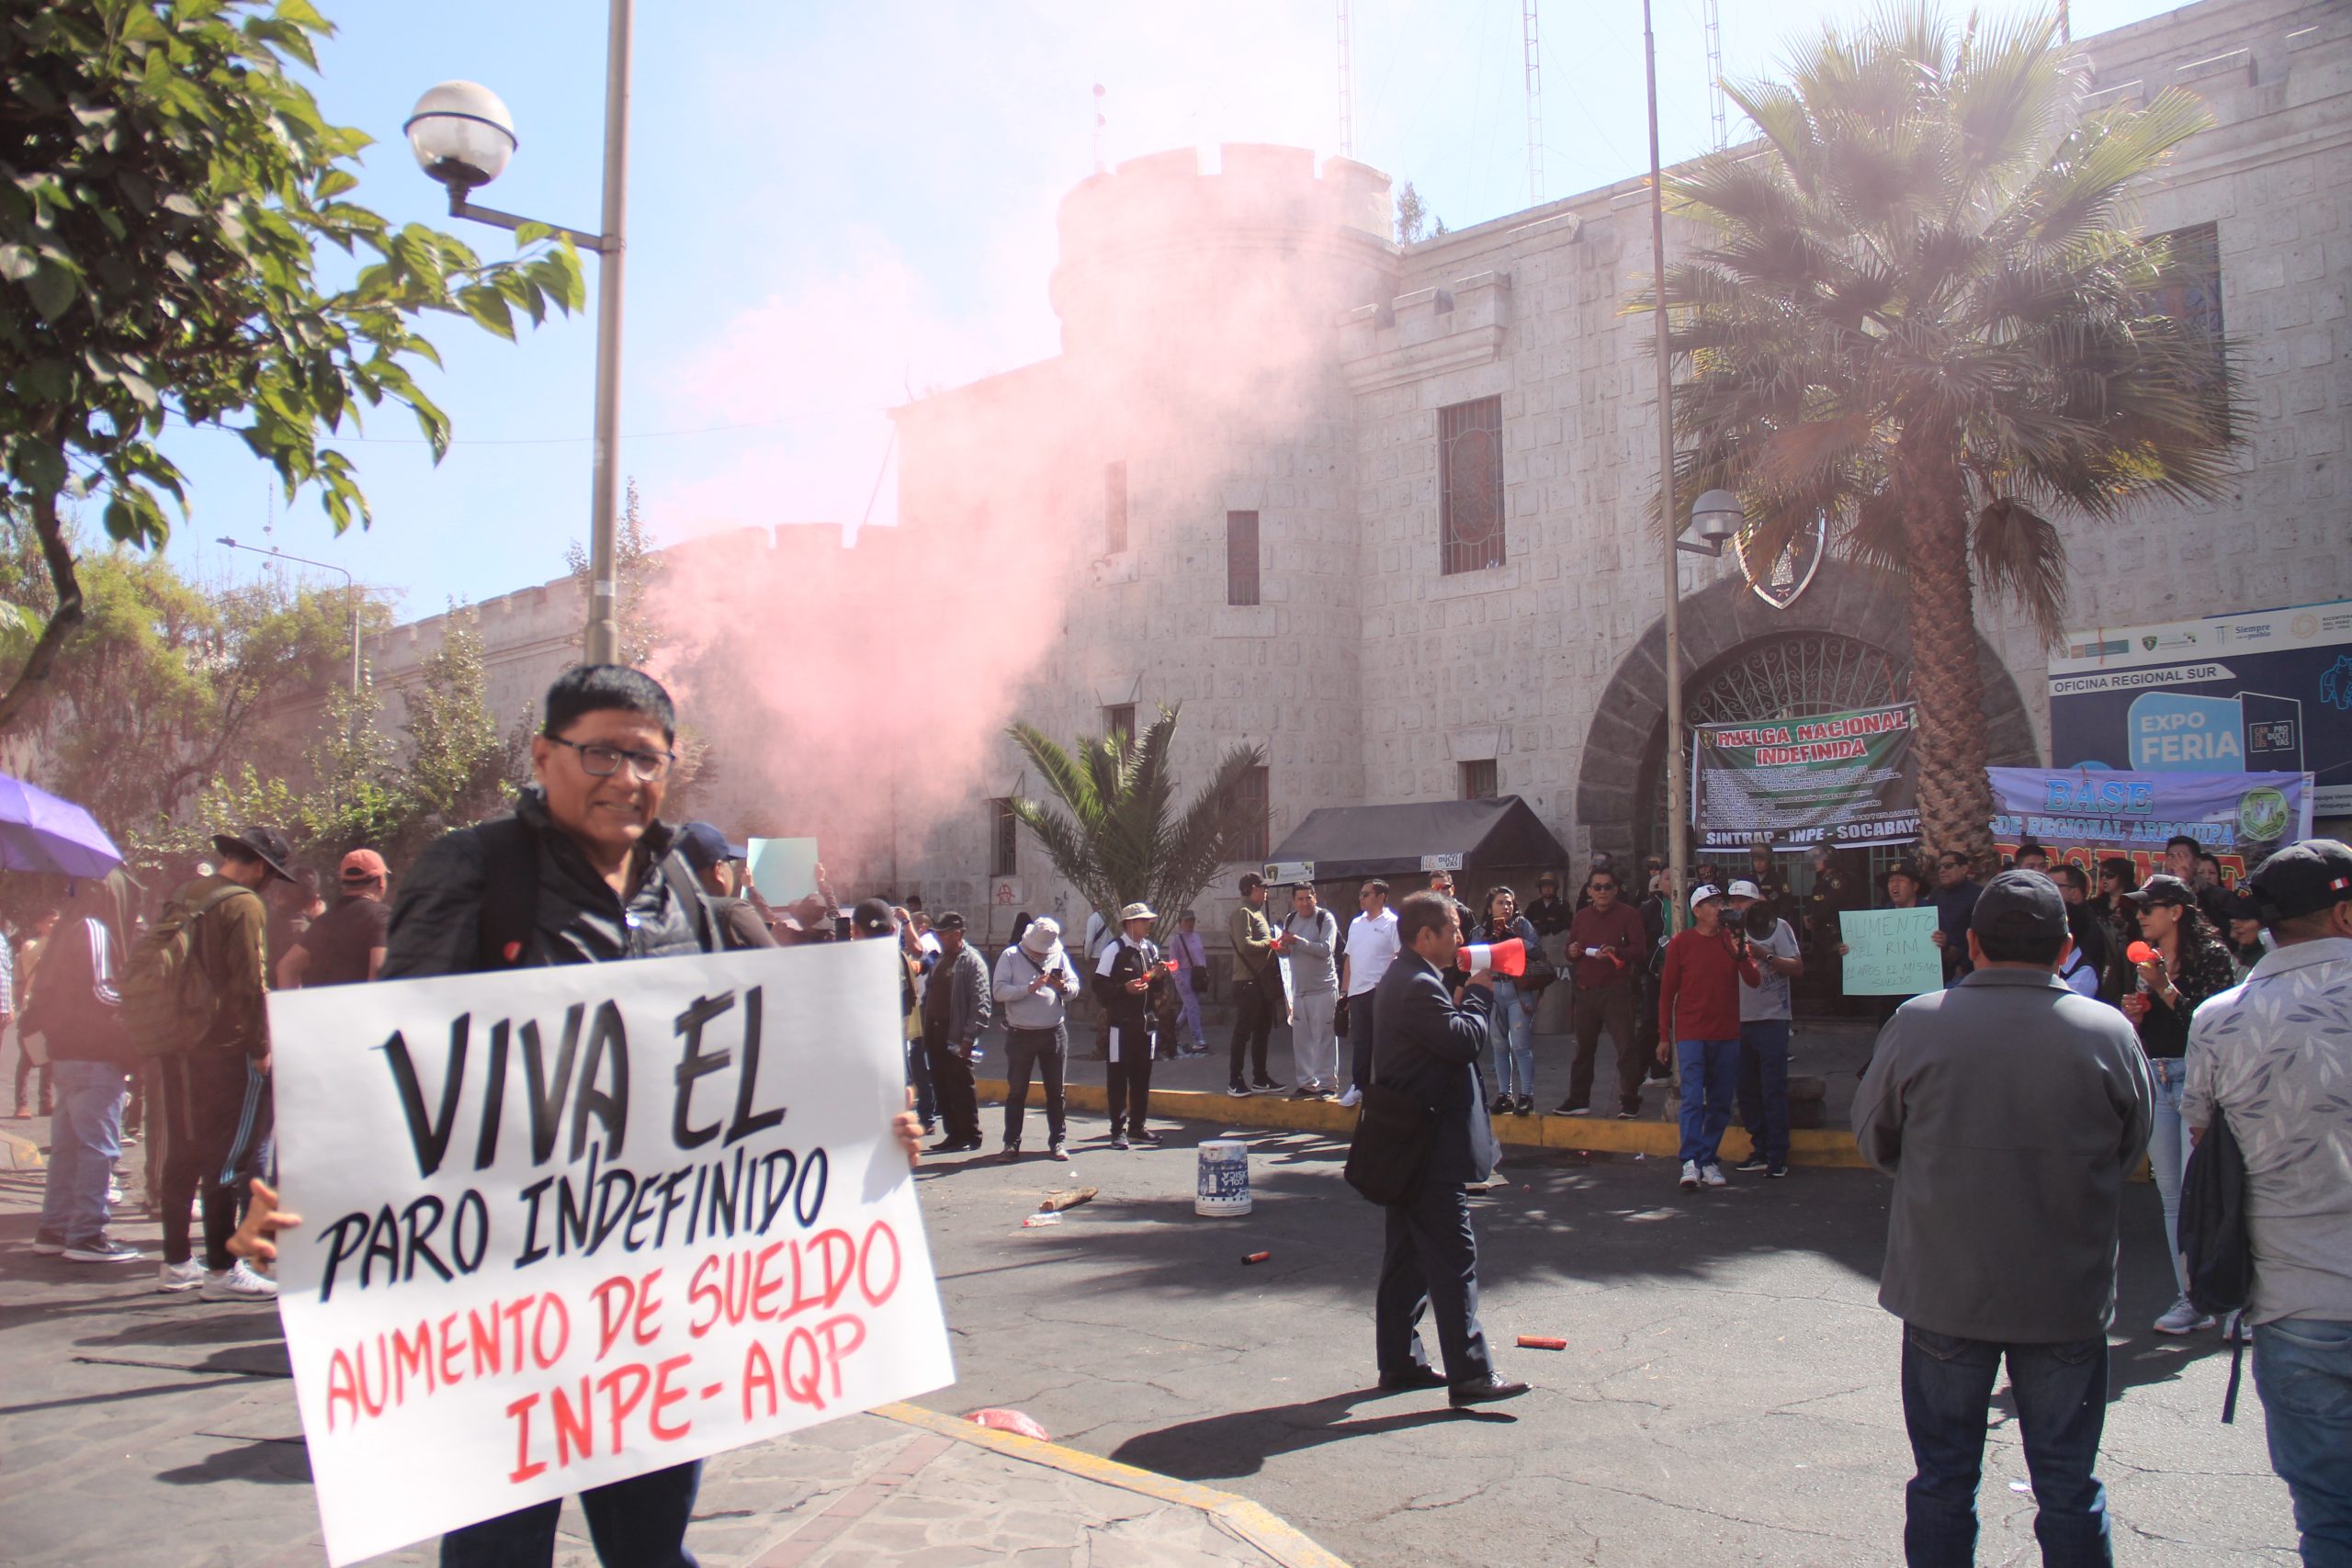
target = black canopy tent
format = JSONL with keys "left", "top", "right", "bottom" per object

{"left": 1263, "top": 796, "right": 1569, "bottom": 885}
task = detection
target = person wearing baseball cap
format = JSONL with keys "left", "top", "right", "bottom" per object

{"left": 153, "top": 824, "right": 296, "bottom": 1303}
{"left": 1657, "top": 883, "right": 1759, "bottom": 1191}
{"left": 1855, "top": 870, "right": 2153, "bottom": 1560}
{"left": 2185, "top": 840, "right": 2352, "bottom": 1556}
{"left": 674, "top": 822, "right": 774, "bottom": 952}
{"left": 277, "top": 849, "right": 393, "bottom": 990}
{"left": 2119, "top": 871, "right": 2238, "bottom": 1336}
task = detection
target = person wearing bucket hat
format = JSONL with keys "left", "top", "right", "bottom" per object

{"left": 152, "top": 823, "right": 293, "bottom": 1303}
{"left": 2184, "top": 840, "right": 2352, "bottom": 1561}
{"left": 993, "top": 916, "right": 1080, "bottom": 1161}
{"left": 1092, "top": 903, "right": 1168, "bottom": 1148}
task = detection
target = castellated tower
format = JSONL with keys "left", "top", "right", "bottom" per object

{"left": 891, "top": 144, "right": 1397, "bottom": 926}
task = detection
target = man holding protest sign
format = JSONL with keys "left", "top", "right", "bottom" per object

{"left": 373, "top": 664, "right": 925, "bottom": 1568}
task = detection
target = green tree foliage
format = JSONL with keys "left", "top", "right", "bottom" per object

{"left": 0, "top": 506, "right": 385, "bottom": 842}
{"left": 1006, "top": 705, "right": 1267, "bottom": 940}
{"left": 141, "top": 610, "right": 514, "bottom": 872}
{"left": 1646, "top": 7, "right": 2235, "bottom": 866}
{"left": 566, "top": 476, "right": 662, "bottom": 671}
{"left": 0, "top": 0, "right": 585, "bottom": 730}
{"left": 1395, "top": 181, "right": 1429, "bottom": 245}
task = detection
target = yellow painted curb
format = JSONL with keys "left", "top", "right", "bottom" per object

{"left": 874, "top": 1401, "right": 1352, "bottom": 1568}
{"left": 973, "top": 1078, "right": 1873, "bottom": 1169}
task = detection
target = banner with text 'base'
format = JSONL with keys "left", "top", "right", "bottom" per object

{"left": 267, "top": 937, "right": 951, "bottom": 1565}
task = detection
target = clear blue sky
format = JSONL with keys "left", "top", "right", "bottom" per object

{"left": 163, "top": 0, "right": 2179, "bottom": 618}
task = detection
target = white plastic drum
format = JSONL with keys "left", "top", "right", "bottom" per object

{"left": 1194, "top": 1139, "right": 1253, "bottom": 1216}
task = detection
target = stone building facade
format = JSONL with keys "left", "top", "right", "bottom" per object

{"left": 371, "top": 0, "right": 2347, "bottom": 938}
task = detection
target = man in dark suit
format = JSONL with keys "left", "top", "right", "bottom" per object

{"left": 1370, "top": 891, "right": 1532, "bottom": 1408}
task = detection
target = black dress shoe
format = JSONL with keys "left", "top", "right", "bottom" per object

{"left": 1377, "top": 1367, "right": 1450, "bottom": 1392}
{"left": 1449, "top": 1375, "right": 1532, "bottom": 1408}
{"left": 928, "top": 1135, "right": 979, "bottom": 1154}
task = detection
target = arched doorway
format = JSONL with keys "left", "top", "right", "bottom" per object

{"left": 1574, "top": 560, "right": 2041, "bottom": 865}
{"left": 1640, "top": 630, "right": 1914, "bottom": 855}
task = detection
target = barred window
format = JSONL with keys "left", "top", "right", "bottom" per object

{"left": 1232, "top": 765, "right": 1270, "bottom": 863}
{"left": 1459, "top": 760, "right": 1498, "bottom": 800}
{"left": 2144, "top": 222, "right": 2222, "bottom": 347}
{"left": 1440, "top": 396, "right": 1504, "bottom": 575}
{"left": 989, "top": 797, "right": 1018, "bottom": 877}
{"left": 1227, "top": 510, "right": 1261, "bottom": 606}
{"left": 1105, "top": 461, "right": 1128, "bottom": 555}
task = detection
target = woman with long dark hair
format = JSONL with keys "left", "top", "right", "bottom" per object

{"left": 2120, "top": 874, "right": 2237, "bottom": 1336}
{"left": 1477, "top": 886, "right": 1542, "bottom": 1116}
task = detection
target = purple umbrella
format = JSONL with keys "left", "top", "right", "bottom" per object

{"left": 0, "top": 773, "right": 124, "bottom": 878}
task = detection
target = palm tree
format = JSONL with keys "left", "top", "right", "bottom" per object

{"left": 1651, "top": 7, "right": 2236, "bottom": 867}
{"left": 1007, "top": 705, "right": 1268, "bottom": 940}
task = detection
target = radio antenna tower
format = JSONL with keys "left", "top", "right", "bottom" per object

{"left": 1702, "top": 0, "right": 1726, "bottom": 150}
{"left": 1523, "top": 0, "right": 1544, "bottom": 204}
{"left": 1337, "top": 1, "right": 1355, "bottom": 159}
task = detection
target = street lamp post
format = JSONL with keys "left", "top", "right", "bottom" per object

{"left": 218, "top": 536, "right": 361, "bottom": 700}
{"left": 404, "top": 0, "right": 634, "bottom": 668}
{"left": 1643, "top": 0, "right": 1691, "bottom": 924}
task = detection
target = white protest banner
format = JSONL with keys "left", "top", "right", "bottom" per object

{"left": 1838, "top": 907, "right": 1942, "bottom": 997}
{"left": 267, "top": 938, "right": 951, "bottom": 1565}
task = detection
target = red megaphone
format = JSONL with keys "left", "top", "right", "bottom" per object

{"left": 1460, "top": 937, "right": 1526, "bottom": 977}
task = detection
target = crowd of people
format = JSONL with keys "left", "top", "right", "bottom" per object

{"left": 6, "top": 660, "right": 2344, "bottom": 1566}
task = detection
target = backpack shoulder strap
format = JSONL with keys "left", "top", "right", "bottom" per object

{"left": 473, "top": 817, "right": 541, "bottom": 970}
{"left": 658, "top": 850, "right": 718, "bottom": 953}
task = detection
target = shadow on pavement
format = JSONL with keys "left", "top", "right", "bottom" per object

{"left": 1111, "top": 1390, "right": 1517, "bottom": 1481}
{"left": 155, "top": 1436, "right": 313, "bottom": 1486}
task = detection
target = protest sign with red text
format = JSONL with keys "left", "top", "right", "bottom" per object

{"left": 266, "top": 937, "right": 952, "bottom": 1565}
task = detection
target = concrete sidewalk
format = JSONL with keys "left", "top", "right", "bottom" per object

{"left": 0, "top": 1122, "right": 1345, "bottom": 1568}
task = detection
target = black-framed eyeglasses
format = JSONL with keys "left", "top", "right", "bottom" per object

{"left": 547, "top": 735, "right": 675, "bottom": 782}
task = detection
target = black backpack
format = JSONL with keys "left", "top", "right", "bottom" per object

{"left": 2177, "top": 1107, "right": 2256, "bottom": 1420}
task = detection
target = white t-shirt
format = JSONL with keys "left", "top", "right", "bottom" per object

{"left": 1345, "top": 908, "right": 1402, "bottom": 997}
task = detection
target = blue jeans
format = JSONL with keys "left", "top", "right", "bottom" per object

{"left": 2146, "top": 1062, "right": 2192, "bottom": 1299}
{"left": 1675, "top": 1039, "right": 1739, "bottom": 1166}
{"left": 1736, "top": 1018, "right": 1792, "bottom": 1169}
{"left": 2254, "top": 1317, "right": 2352, "bottom": 1567}
{"left": 1489, "top": 983, "right": 1534, "bottom": 1098}
{"left": 1900, "top": 1325, "right": 2110, "bottom": 1568}
{"left": 906, "top": 1034, "right": 935, "bottom": 1130}
{"left": 38, "top": 1059, "right": 129, "bottom": 1247}
{"left": 1173, "top": 969, "right": 1205, "bottom": 1048}
{"left": 440, "top": 1461, "right": 702, "bottom": 1567}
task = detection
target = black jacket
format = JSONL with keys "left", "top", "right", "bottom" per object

{"left": 22, "top": 911, "right": 134, "bottom": 1067}
{"left": 1373, "top": 953, "right": 1498, "bottom": 1186}
{"left": 383, "top": 789, "right": 713, "bottom": 979}
{"left": 1091, "top": 936, "right": 1164, "bottom": 1032}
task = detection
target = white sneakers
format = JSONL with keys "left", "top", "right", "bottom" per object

{"left": 1679, "top": 1160, "right": 1701, "bottom": 1191}
{"left": 1700, "top": 1164, "right": 1729, "bottom": 1189}
{"left": 1335, "top": 1087, "right": 1363, "bottom": 1109}
{"left": 156, "top": 1258, "right": 277, "bottom": 1299}
{"left": 2154, "top": 1296, "right": 2215, "bottom": 1335}
{"left": 201, "top": 1260, "right": 278, "bottom": 1301}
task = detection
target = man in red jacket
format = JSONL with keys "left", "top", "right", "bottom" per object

{"left": 1559, "top": 866, "right": 1651, "bottom": 1118}
{"left": 1658, "top": 884, "right": 1759, "bottom": 1191}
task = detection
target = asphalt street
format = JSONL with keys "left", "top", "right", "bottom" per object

{"left": 910, "top": 1106, "right": 2300, "bottom": 1568}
